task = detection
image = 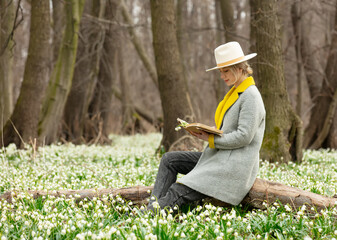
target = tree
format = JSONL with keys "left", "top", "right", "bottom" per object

{"left": 250, "top": 0, "right": 303, "bottom": 162}
{"left": 51, "top": 0, "right": 65, "bottom": 64}
{"left": 38, "top": 0, "right": 85, "bottom": 145}
{"left": 0, "top": 0, "right": 15, "bottom": 128}
{"left": 1, "top": 0, "right": 51, "bottom": 148}
{"left": 119, "top": 0, "right": 158, "bottom": 87}
{"left": 82, "top": 0, "right": 118, "bottom": 143}
{"left": 63, "top": 0, "right": 106, "bottom": 143}
{"left": 150, "top": 0, "right": 200, "bottom": 152}
{"left": 304, "top": 0, "right": 337, "bottom": 149}
{"left": 218, "top": 0, "right": 236, "bottom": 42}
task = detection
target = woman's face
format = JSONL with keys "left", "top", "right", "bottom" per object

{"left": 219, "top": 67, "right": 237, "bottom": 86}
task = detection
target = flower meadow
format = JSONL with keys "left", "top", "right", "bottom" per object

{"left": 0, "top": 133, "right": 337, "bottom": 240}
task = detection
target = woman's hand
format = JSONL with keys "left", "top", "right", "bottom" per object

{"left": 188, "top": 130, "right": 210, "bottom": 141}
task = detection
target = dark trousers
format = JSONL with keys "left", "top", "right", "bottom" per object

{"left": 147, "top": 151, "right": 207, "bottom": 211}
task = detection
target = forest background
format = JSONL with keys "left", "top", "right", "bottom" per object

{"left": 0, "top": 0, "right": 336, "bottom": 163}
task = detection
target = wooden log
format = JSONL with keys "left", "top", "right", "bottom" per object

{"left": 1, "top": 178, "right": 336, "bottom": 211}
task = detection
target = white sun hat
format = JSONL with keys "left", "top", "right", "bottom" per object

{"left": 206, "top": 42, "right": 257, "bottom": 72}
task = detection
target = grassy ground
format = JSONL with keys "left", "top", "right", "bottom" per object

{"left": 0, "top": 133, "right": 336, "bottom": 239}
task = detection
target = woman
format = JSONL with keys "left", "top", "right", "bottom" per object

{"left": 147, "top": 42, "right": 266, "bottom": 212}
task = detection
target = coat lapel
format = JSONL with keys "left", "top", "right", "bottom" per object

{"left": 214, "top": 76, "right": 255, "bottom": 129}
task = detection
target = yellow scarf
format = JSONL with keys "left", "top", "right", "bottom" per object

{"left": 214, "top": 76, "right": 255, "bottom": 129}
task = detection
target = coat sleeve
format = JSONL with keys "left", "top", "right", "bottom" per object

{"left": 212, "top": 90, "right": 265, "bottom": 150}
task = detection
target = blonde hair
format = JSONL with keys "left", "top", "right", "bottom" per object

{"left": 229, "top": 61, "right": 253, "bottom": 81}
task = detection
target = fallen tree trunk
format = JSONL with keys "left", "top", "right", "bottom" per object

{"left": 1, "top": 178, "right": 336, "bottom": 211}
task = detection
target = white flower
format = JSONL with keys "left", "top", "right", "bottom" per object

{"left": 152, "top": 201, "right": 160, "bottom": 209}
{"left": 285, "top": 205, "right": 292, "bottom": 212}
{"left": 180, "top": 232, "right": 186, "bottom": 238}
{"left": 167, "top": 214, "right": 173, "bottom": 221}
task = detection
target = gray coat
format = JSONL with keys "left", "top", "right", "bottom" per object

{"left": 178, "top": 85, "right": 266, "bottom": 205}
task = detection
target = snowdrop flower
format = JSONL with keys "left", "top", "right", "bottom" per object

{"left": 152, "top": 201, "right": 160, "bottom": 209}
{"left": 285, "top": 205, "right": 292, "bottom": 212}
{"left": 167, "top": 214, "right": 173, "bottom": 221}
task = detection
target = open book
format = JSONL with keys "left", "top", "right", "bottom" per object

{"left": 176, "top": 118, "right": 223, "bottom": 136}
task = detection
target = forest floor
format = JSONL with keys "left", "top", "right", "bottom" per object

{"left": 0, "top": 133, "right": 336, "bottom": 239}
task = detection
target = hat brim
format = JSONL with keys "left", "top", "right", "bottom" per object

{"left": 206, "top": 53, "right": 257, "bottom": 72}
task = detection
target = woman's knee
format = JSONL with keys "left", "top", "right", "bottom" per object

{"left": 160, "top": 152, "right": 182, "bottom": 167}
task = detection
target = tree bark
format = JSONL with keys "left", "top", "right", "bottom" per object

{"left": 150, "top": 0, "right": 200, "bottom": 152}
{"left": 52, "top": 0, "right": 65, "bottom": 64}
{"left": 38, "top": 0, "right": 85, "bottom": 145}
{"left": 304, "top": 0, "right": 337, "bottom": 149}
{"left": 176, "top": 0, "right": 189, "bottom": 90}
{"left": 62, "top": 0, "right": 106, "bottom": 143}
{"left": 0, "top": 0, "right": 15, "bottom": 126}
{"left": 219, "top": 0, "right": 236, "bottom": 42}
{"left": 291, "top": 2, "right": 303, "bottom": 117}
{"left": 1, "top": 0, "right": 51, "bottom": 148}
{"left": 250, "top": 0, "right": 303, "bottom": 163}
{"left": 2, "top": 178, "right": 336, "bottom": 212}
{"left": 213, "top": 0, "right": 230, "bottom": 104}
{"left": 118, "top": 44, "right": 139, "bottom": 134}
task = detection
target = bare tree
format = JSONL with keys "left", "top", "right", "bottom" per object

{"left": 291, "top": 1, "right": 304, "bottom": 116}
{"left": 150, "top": 0, "right": 200, "bottom": 151}
{"left": 2, "top": 0, "right": 51, "bottom": 148}
{"left": 305, "top": 0, "right": 337, "bottom": 149}
{"left": 52, "top": 0, "right": 65, "bottom": 63}
{"left": 38, "top": 0, "right": 85, "bottom": 145}
{"left": 119, "top": 0, "right": 158, "bottom": 87}
{"left": 62, "top": 0, "right": 106, "bottom": 143}
{"left": 218, "top": 0, "right": 236, "bottom": 42}
{"left": 0, "top": 0, "right": 15, "bottom": 126}
{"left": 82, "top": 0, "right": 118, "bottom": 143}
{"left": 250, "top": 0, "right": 303, "bottom": 162}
